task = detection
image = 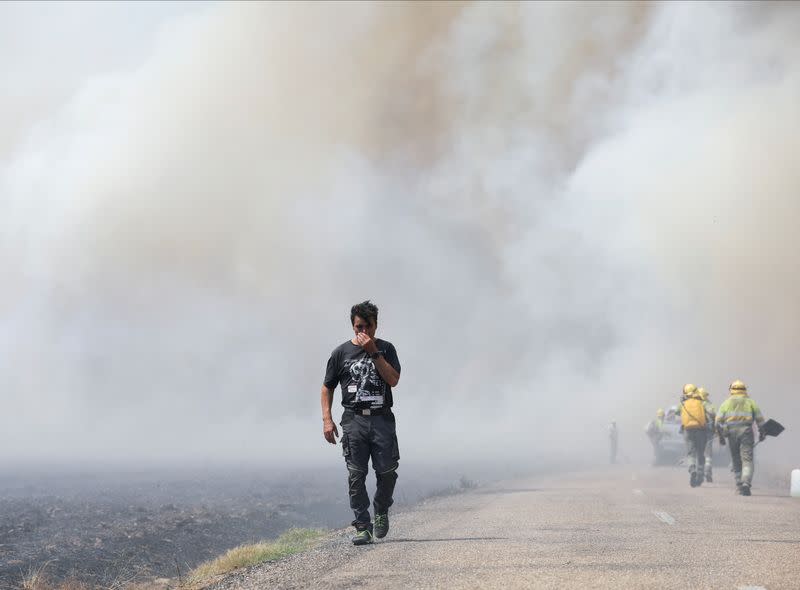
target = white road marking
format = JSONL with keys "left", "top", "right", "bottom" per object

{"left": 632, "top": 488, "right": 644, "bottom": 495}
{"left": 652, "top": 511, "right": 675, "bottom": 525}
{"left": 738, "top": 586, "right": 767, "bottom": 590}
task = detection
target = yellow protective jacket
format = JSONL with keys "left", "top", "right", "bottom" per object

{"left": 680, "top": 394, "right": 707, "bottom": 430}
{"left": 645, "top": 418, "right": 664, "bottom": 437}
{"left": 716, "top": 393, "right": 764, "bottom": 435}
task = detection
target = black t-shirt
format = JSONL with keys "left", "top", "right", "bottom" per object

{"left": 323, "top": 339, "right": 401, "bottom": 409}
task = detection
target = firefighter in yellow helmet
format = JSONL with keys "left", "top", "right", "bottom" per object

{"left": 697, "top": 388, "right": 716, "bottom": 482}
{"left": 680, "top": 384, "right": 709, "bottom": 487}
{"left": 716, "top": 380, "right": 765, "bottom": 496}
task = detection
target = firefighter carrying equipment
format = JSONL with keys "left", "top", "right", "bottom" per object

{"left": 697, "top": 387, "right": 709, "bottom": 401}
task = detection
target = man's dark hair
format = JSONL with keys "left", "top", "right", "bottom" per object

{"left": 351, "top": 300, "right": 379, "bottom": 326}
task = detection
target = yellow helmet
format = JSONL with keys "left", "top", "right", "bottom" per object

{"left": 730, "top": 379, "right": 747, "bottom": 394}
{"left": 683, "top": 383, "right": 697, "bottom": 395}
{"left": 697, "top": 387, "right": 708, "bottom": 401}
{"left": 656, "top": 408, "right": 665, "bottom": 417}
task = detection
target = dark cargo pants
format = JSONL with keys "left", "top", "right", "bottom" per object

{"left": 726, "top": 426, "right": 755, "bottom": 486}
{"left": 684, "top": 428, "right": 707, "bottom": 476}
{"left": 340, "top": 410, "right": 400, "bottom": 527}
{"left": 703, "top": 430, "right": 714, "bottom": 478}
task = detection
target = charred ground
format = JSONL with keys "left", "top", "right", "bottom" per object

{"left": 0, "top": 462, "right": 498, "bottom": 588}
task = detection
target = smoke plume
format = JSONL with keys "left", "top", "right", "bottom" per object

{"left": 1, "top": 1, "right": 797, "bottom": 467}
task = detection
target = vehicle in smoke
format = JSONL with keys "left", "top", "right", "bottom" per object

{"left": 651, "top": 415, "right": 684, "bottom": 465}
{"left": 649, "top": 407, "right": 726, "bottom": 466}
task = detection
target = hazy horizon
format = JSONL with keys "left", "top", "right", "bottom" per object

{"left": 1, "top": 1, "right": 797, "bottom": 470}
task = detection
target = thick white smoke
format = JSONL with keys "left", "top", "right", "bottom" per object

{"left": 0, "top": 1, "right": 797, "bottom": 467}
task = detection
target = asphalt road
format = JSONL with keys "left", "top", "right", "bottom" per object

{"left": 218, "top": 464, "right": 800, "bottom": 590}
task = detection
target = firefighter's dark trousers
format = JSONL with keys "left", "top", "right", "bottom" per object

{"left": 684, "top": 428, "right": 707, "bottom": 476}
{"left": 340, "top": 410, "right": 400, "bottom": 527}
{"left": 703, "top": 430, "right": 714, "bottom": 478}
{"left": 726, "top": 426, "right": 755, "bottom": 486}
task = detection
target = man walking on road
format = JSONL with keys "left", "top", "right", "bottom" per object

{"left": 716, "top": 380, "right": 765, "bottom": 496}
{"left": 320, "top": 301, "right": 401, "bottom": 545}
{"left": 645, "top": 409, "right": 665, "bottom": 464}
{"left": 680, "top": 383, "right": 708, "bottom": 488}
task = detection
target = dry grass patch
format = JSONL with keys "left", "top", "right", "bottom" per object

{"left": 187, "top": 528, "right": 325, "bottom": 587}
{"left": 20, "top": 571, "right": 91, "bottom": 590}
{"left": 19, "top": 529, "right": 325, "bottom": 590}
{"left": 19, "top": 560, "right": 86, "bottom": 590}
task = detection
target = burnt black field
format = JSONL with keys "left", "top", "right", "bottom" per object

{"left": 0, "top": 461, "right": 506, "bottom": 588}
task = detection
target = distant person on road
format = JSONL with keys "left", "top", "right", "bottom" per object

{"left": 680, "top": 384, "right": 708, "bottom": 488}
{"left": 320, "top": 300, "right": 401, "bottom": 545}
{"left": 645, "top": 409, "right": 665, "bottom": 464}
{"left": 608, "top": 421, "right": 618, "bottom": 464}
{"left": 716, "top": 380, "right": 765, "bottom": 496}
{"left": 697, "top": 387, "right": 716, "bottom": 483}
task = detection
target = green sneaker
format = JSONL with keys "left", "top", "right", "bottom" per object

{"left": 374, "top": 513, "right": 389, "bottom": 539}
{"left": 352, "top": 526, "right": 374, "bottom": 546}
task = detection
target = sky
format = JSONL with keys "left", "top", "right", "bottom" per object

{"left": 1, "top": 1, "right": 798, "bottom": 470}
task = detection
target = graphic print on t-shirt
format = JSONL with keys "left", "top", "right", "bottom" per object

{"left": 345, "top": 356, "right": 385, "bottom": 406}
{"left": 324, "top": 339, "right": 399, "bottom": 410}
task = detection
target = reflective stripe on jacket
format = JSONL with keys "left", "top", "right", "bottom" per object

{"left": 716, "top": 393, "right": 764, "bottom": 433}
